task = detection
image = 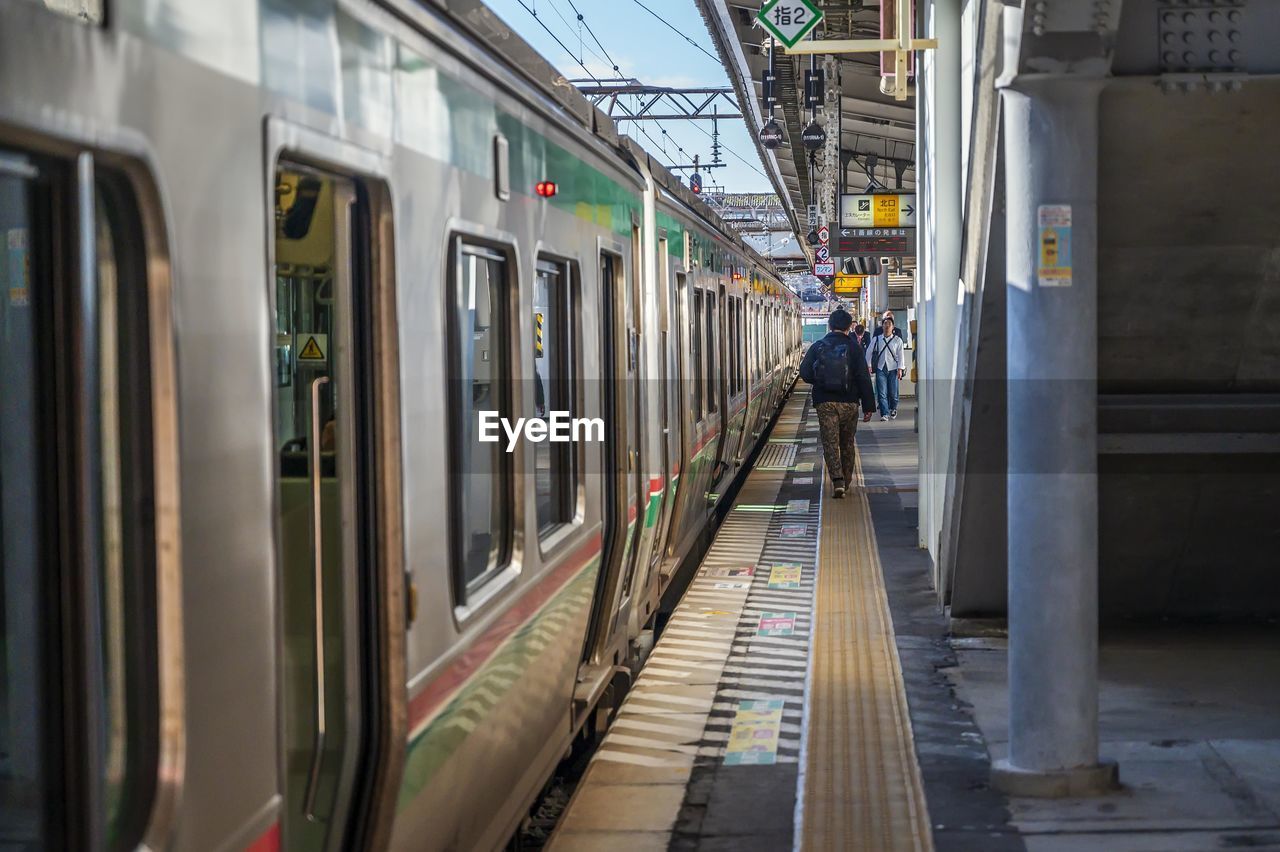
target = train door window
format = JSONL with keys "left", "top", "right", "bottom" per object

{"left": 691, "top": 289, "right": 703, "bottom": 420}
{"left": 449, "top": 243, "right": 513, "bottom": 595}
{"left": 737, "top": 299, "right": 745, "bottom": 396}
{"left": 706, "top": 292, "right": 718, "bottom": 414}
{"left": 724, "top": 298, "right": 735, "bottom": 397}
{"left": 1, "top": 150, "right": 158, "bottom": 850}
{"left": 275, "top": 164, "right": 400, "bottom": 851}
{"left": 533, "top": 257, "right": 577, "bottom": 536}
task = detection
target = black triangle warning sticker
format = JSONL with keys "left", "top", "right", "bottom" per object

{"left": 298, "top": 336, "right": 326, "bottom": 361}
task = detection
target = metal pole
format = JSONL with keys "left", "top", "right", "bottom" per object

{"left": 992, "top": 73, "right": 1117, "bottom": 798}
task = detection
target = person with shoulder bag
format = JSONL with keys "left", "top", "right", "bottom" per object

{"left": 798, "top": 309, "right": 877, "bottom": 498}
{"left": 866, "top": 316, "right": 905, "bottom": 420}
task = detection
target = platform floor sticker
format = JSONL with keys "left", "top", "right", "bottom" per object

{"left": 786, "top": 499, "right": 810, "bottom": 514}
{"left": 706, "top": 566, "right": 755, "bottom": 578}
{"left": 712, "top": 581, "right": 751, "bottom": 590}
{"left": 793, "top": 476, "right": 814, "bottom": 485}
{"left": 780, "top": 524, "right": 807, "bottom": 538}
{"left": 723, "top": 699, "right": 785, "bottom": 766}
{"left": 757, "top": 612, "right": 797, "bottom": 636}
{"left": 793, "top": 462, "right": 815, "bottom": 472}
{"left": 767, "top": 565, "right": 803, "bottom": 589}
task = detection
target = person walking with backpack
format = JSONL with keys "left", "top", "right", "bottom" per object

{"left": 799, "top": 308, "right": 876, "bottom": 499}
{"left": 867, "top": 315, "right": 906, "bottom": 420}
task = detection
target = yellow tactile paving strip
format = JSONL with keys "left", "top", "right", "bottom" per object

{"left": 799, "top": 452, "right": 934, "bottom": 852}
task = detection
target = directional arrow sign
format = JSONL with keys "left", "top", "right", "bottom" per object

{"left": 840, "top": 193, "right": 916, "bottom": 228}
{"left": 757, "top": 0, "right": 824, "bottom": 50}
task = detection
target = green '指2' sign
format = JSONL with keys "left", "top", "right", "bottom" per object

{"left": 757, "top": 0, "right": 824, "bottom": 49}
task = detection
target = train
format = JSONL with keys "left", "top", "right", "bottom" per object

{"left": 0, "top": 0, "right": 801, "bottom": 849}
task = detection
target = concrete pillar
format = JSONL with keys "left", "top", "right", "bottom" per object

{"left": 992, "top": 77, "right": 1117, "bottom": 797}
{"left": 872, "top": 267, "right": 889, "bottom": 314}
{"left": 916, "top": 0, "right": 962, "bottom": 559}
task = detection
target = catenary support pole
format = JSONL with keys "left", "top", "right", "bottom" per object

{"left": 993, "top": 75, "right": 1117, "bottom": 797}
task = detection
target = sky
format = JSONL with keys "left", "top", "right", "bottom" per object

{"left": 484, "top": 0, "right": 773, "bottom": 193}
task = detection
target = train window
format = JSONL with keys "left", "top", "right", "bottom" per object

{"left": 691, "top": 289, "right": 703, "bottom": 420}
{"left": 533, "top": 258, "right": 577, "bottom": 536}
{"left": 706, "top": 293, "right": 718, "bottom": 414}
{"left": 449, "top": 242, "right": 513, "bottom": 597}
{"left": 734, "top": 298, "right": 745, "bottom": 395}
{"left": 732, "top": 295, "right": 742, "bottom": 394}
{"left": 0, "top": 150, "right": 157, "bottom": 850}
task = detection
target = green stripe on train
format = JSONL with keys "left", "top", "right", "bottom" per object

{"left": 396, "top": 559, "right": 600, "bottom": 810}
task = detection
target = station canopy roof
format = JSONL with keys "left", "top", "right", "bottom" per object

{"left": 696, "top": 1, "right": 917, "bottom": 231}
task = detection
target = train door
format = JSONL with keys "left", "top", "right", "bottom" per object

{"left": 584, "top": 249, "right": 638, "bottom": 663}
{"left": 272, "top": 164, "right": 398, "bottom": 851}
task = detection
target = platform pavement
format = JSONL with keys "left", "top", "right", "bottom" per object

{"left": 867, "top": 401, "right": 1280, "bottom": 852}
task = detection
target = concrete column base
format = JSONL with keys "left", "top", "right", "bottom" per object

{"left": 991, "top": 758, "right": 1119, "bottom": 798}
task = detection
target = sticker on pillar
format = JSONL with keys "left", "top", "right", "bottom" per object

{"left": 724, "top": 699, "right": 785, "bottom": 766}
{"left": 1037, "top": 205, "right": 1072, "bottom": 287}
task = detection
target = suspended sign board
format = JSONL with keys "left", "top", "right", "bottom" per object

{"left": 833, "top": 274, "right": 866, "bottom": 295}
{"left": 837, "top": 228, "right": 914, "bottom": 258}
{"left": 757, "top": 0, "right": 824, "bottom": 49}
{"left": 840, "top": 193, "right": 916, "bottom": 229}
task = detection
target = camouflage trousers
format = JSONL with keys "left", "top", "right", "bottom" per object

{"left": 816, "top": 401, "right": 860, "bottom": 486}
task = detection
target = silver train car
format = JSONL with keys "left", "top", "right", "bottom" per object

{"left": 0, "top": 0, "right": 801, "bottom": 849}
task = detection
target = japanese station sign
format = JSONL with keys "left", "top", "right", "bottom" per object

{"left": 833, "top": 274, "right": 866, "bottom": 295}
{"left": 837, "top": 227, "right": 914, "bottom": 258}
{"left": 757, "top": 0, "right": 824, "bottom": 49}
{"left": 840, "top": 193, "right": 916, "bottom": 229}
{"left": 814, "top": 222, "right": 832, "bottom": 277}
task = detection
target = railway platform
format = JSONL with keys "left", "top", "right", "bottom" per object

{"left": 547, "top": 387, "right": 1280, "bottom": 852}
{"left": 548, "top": 388, "right": 938, "bottom": 851}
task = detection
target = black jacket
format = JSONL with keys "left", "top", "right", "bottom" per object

{"left": 800, "top": 331, "right": 877, "bottom": 409}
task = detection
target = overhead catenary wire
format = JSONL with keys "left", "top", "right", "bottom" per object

{"left": 513, "top": 0, "right": 765, "bottom": 186}
{"left": 514, "top": 0, "right": 696, "bottom": 168}
{"left": 625, "top": 0, "right": 722, "bottom": 64}
{"left": 513, "top": 0, "right": 605, "bottom": 85}
{"left": 544, "top": 0, "right": 616, "bottom": 72}
{"left": 561, "top": 0, "right": 622, "bottom": 74}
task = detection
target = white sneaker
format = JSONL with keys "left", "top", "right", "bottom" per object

{"left": 890, "top": 410, "right": 898, "bottom": 420}
{"left": 879, "top": 414, "right": 888, "bottom": 421}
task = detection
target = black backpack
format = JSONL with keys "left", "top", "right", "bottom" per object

{"left": 813, "top": 340, "right": 852, "bottom": 393}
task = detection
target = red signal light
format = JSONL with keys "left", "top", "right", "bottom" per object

{"left": 536, "top": 181, "right": 558, "bottom": 198}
